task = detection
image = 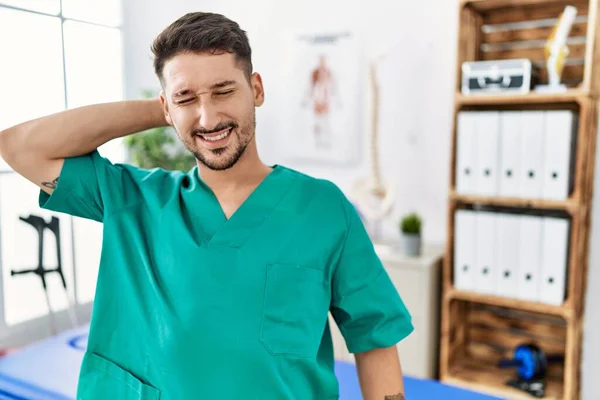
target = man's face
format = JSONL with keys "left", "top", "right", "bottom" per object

{"left": 160, "top": 52, "right": 264, "bottom": 171}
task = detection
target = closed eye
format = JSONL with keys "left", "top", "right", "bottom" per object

{"left": 215, "top": 90, "right": 234, "bottom": 96}
{"left": 176, "top": 98, "right": 194, "bottom": 105}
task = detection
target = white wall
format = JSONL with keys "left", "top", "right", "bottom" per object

{"left": 121, "top": 0, "right": 599, "bottom": 397}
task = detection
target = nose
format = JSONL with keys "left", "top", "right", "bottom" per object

{"left": 197, "top": 101, "right": 221, "bottom": 132}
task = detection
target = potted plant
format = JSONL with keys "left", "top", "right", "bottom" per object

{"left": 399, "top": 212, "right": 422, "bottom": 256}
{"left": 124, "top": 90, "right": 197, "bottom": 171}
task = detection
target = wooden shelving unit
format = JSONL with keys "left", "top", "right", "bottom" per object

{"left": 450, "top": 190, "right": 581, "bottom": 214}
{"left": 439, "top": 1, "right": 600, "bottom": 399}
{"left": 446, "top": 357, "right": 565, "bottom": 400}
{"left": 456, "top": 90, "right": 587, "bottom": 106}
{"left": 446, "top": 288, "right": 571, "bottom": 319}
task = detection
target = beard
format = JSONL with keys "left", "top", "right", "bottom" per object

{"left": 178, "top": 110, "right": 256, "bottom": 171}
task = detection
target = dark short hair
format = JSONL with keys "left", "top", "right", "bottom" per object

{"left": 151, "top": 12, "right": 253, "bottom": 85}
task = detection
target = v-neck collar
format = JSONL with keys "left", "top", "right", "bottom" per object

{"left": 185, "top": 164, "right": 297, "bottom": 248}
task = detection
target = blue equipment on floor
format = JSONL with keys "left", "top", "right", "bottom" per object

{"left": 0, "top": 324, "right": 502, "bottom": 399}
{"left": 498, "top": 343, "right": 565, "bottom": 398}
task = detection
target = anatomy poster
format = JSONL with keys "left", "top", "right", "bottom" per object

{"left": 280, "top": 31, "right": 363, "bottom": 165}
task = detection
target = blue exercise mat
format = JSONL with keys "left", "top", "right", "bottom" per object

{"left": 0, "top": 325, "right": 503, "bottom": 399}
{"left": 0, "top": 324, "right": 88, "bottom": 400}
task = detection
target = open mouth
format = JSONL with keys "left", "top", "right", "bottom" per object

{"left": 195, "top": 128, "right": 233, "bottom": 145}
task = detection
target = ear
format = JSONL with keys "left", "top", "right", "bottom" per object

{"left": 159, "top": 91, "right": 173, "bottom": 126}
{"left": 251, "top": 73, "right": 265, "bottom": 107}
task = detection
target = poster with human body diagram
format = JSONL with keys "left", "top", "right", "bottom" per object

{"left": 280, "top": 31, "right": 362, "bottom": 165}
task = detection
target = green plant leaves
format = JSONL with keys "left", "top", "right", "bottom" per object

{"left": 123, "top": 90, "right": 197, "bottom": 172}
{"left": 400, "top": 213, "right": 422, "bottom": 234}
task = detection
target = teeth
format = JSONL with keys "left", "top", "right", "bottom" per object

{"left": 202, "top": 129, "right": 230, "bottom": 141}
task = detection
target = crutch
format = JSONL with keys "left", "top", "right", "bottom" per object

{"left": 45, "top": 216, "right": 78, "bottom": 328}
{"left": 11, "top": 215, "right": 78, "bottom": 335}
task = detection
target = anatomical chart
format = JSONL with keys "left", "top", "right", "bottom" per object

{"left": 280, "top": 31, "right": 362, "bottom": 165}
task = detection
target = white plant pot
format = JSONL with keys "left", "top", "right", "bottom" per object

{"left": 400, "top": 233, "right": 421, "bottom": 256}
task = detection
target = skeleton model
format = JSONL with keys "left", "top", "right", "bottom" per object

{"left": 351, "top": 56, "right": 395, "bottom": 237}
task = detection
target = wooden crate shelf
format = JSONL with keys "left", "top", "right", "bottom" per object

{"left": 462, "top": 0, "right": 589, "bottom": 13}
{"left": 449, "top": 191, "right": 581, "bottom": 214}
{"left": 440, "top": 1, "right": 599, "bottom": 399}
{"left": 445, "top": 288, "right": 572, "bottom": 319}
{"left": 455, "top": 91, "right": 587, "bottom": 107}
{"left": 455, "top": 0, "right": 600, "bottom": 95}
{"left": 441, "top": 300, "right": 568, "bottom": 399}
{"left": 446, "top": 357, "right": 564, "bottom": 400}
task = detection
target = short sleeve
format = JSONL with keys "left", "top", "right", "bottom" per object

{"left": 330, "top": 199, "right": 414, "bottom": 354}
{"left": 38, "top": 150, "right": 133, "bottom": 222}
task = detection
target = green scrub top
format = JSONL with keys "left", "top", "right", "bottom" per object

{"left": 39, "top": 150, "right": 413, "bottom": 400}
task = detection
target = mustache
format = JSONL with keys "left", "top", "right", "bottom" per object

{"left": 193, "top": 122, "right": 238, "bottom": 135}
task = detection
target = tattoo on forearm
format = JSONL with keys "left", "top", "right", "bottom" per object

{"left": 41, "top": 177, "right": 59, "bottom": 189}
{"left": 384, "top": 394, "right": 405, "bottom": 400}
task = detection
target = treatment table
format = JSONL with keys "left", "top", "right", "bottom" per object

{"left": 0, "top": 324, "right": 502, "bottom": 399}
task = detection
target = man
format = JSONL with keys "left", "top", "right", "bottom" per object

{"left": 0, "top": 12, "right": 413, "bottom": 400}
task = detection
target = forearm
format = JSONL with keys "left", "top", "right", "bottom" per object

{"left": 0, "top": 98, "right": 166, "bottom": 163}
{"left": 355, "top": 346, "right": 405, "bottom": 400}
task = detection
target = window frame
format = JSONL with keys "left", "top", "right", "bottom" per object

{"left": 0, "top": 0, "right": 124, "bottom": 344}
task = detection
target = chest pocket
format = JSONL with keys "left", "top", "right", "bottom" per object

{"left": 260, "top": 263, "right": 330, "bottom": 358}
{"left": 78, "top": 352, "right": 161, "bottom": 399}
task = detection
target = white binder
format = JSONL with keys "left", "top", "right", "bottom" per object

{"left": 542, "top": 111, "right": 575, "bottom": 200}
{"left": 519, "top": 111, "right": 545, "bottom": 199}
{"left": 499, "top": 111, "right": 522, "bottom": 198}
{"left": 455, "top": 112, "right": 477, "bottom": 195}
{"left": 518, "top": 215, "right": 543, "bottom": 302}
{"left": 454, "top": 209, "right": 476, "bottom": 291}
{"left": 495, "top": 213, "right": 520, "bottom": 298}
{"left": 540, "top": 217, "right": 570, "bottom": 305}
{"left": 474, "top": 211, "right": 496, "bottom": 294}
{"left": 474, "top": 112, "right": 501, "bottom": 196}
